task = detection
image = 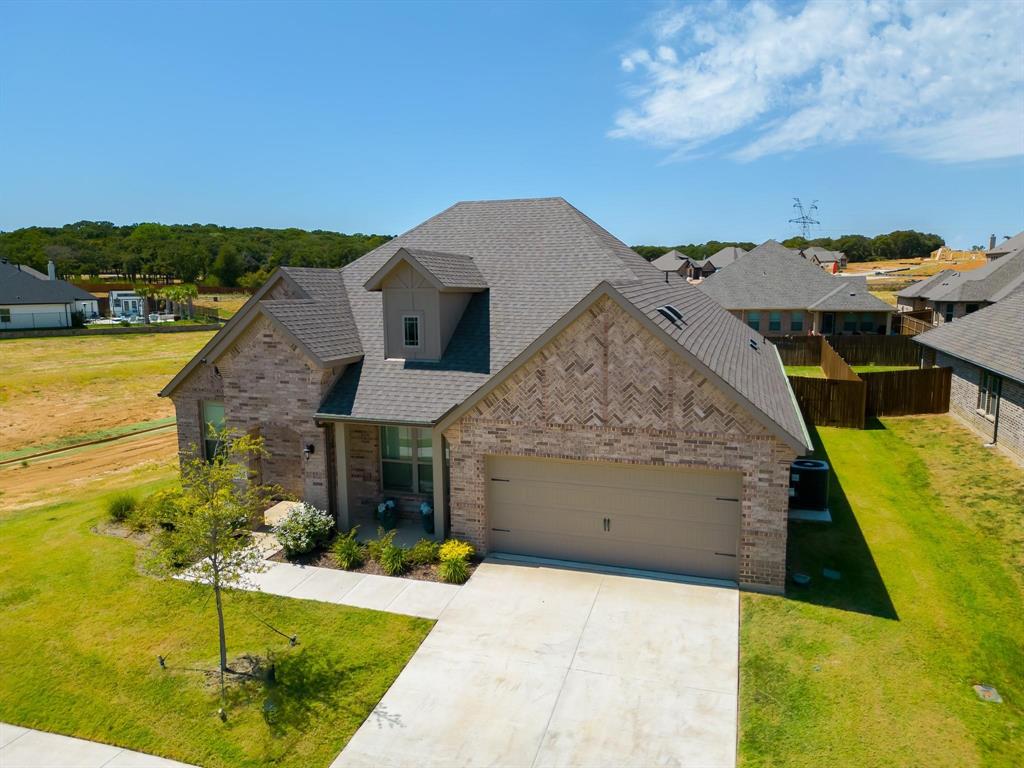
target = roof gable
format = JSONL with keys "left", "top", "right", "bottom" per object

{"left": 0, "top": 262, "right": 97, "bottom": 305}
{"left": 363, "top": 247, "right": 488, "bottom": 292}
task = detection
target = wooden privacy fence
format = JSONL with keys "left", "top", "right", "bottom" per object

{"left": 861, "top": 367, "right": 952, "bottom": 417}
{"left": 828, "top": 334, "right": 920, "bottom": 366}
{"left": 773, "top": 336, "right": 821, "bottom": 365}
{"left": 820, "top": 337, "right": 860, "bottom": 381}
{"left": 788, "top": 377, "right": 866, "bottom": 428}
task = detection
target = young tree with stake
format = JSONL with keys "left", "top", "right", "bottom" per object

{"left": 147, "top": 429, "right": 274, "bottom": 698}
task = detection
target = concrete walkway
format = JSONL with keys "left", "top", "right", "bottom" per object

{"left": 239, "top": 561, "right": 462, "bottom": 620}
{"left": 333, "top": 560, "right": 739, "bottom": 768}
{"left": 0, "top": 723, "right": 196, "bottom": 767}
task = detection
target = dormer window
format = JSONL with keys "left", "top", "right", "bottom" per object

{"left": 403, "top": 314, "right": 421, "bottom": 348}
{"left": 364, "top": 246, "right": 488, "bottom": 361}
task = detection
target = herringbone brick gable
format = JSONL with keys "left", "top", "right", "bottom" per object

{"left": 468, "top": 296, "right": 765, "bottom": 436}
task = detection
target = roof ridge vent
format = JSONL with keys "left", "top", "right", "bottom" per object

{"left": 655, "top": 304, "right": 685, "bottom": 324}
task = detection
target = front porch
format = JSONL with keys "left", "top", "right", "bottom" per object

{"left": 328, "top": 420, "right": 447, "bottom": 542}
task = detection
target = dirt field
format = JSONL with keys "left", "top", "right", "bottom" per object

{"left": 846, "top": 255, "right": 989, "bottom": 277}
{"left": 0, "top": 430, "right": 178, "bottom": 512}
{"left": 0, "top": 331, "right": 213, "bottom": 456}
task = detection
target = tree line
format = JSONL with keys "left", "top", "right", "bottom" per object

{"left": 633, "top": 230, "right": 945, "bottom": 263}
{"left": 0, "top": 221, "right": 392, "bottom": 287}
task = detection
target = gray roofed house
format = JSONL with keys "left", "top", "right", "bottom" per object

{"left": 161, "top": 197, "right": 810, "bottom": 593}
{"left": 0, "top": 260, "right": 99, "bottom": 330}
{"left": 698, "top": 240, "right": 893, "bottom": 336}
{"left": 705, "top": 245, "right": 747, "bottom": 271}
{"left": 987, "top": 231, "right": 1024, "bottom": 260}
{"left": 914, "top": 290, "right": 1024, "bottom": 462}
{"left": 802, "top": 246, "right": 847, "bottom": 272}
{"left": 896, "top": 240, "right": 1024, "bottom": 325}
{"left": 650, "top": 249, "right": 690, "bottom": 273}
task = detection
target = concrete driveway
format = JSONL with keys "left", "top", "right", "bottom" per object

{"left": 334, "top": 560, "right": 738, "bottom": 768}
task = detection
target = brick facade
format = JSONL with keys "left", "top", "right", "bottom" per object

{"left": 344, "top": 422, "right": 432, "bottom": 524}
{"left": 939, "top": 351, "right": 1024, "bottom": 463}
{"left": 170, "top": 312, "right": 344, "bottom": 510}
{"left": 444, "top": 296, "right": 799, "bottom": 592}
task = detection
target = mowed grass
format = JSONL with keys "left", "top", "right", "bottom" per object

{"left": 784, "top": 365, "right": 825, "bottom": 378}
{"left": 0, "top": 465, "right": 432, "bottom": 767}
{"left": 784, "top": 364, "right": 917, "bottom": 378}
{"left": 740, "top": 415, "right": 1024, "bottom": 767}
{"left": 0, "top": 331, "right": 213, "bottom": 455}
{"left": 194, "top": 293, "right": 249, "bottom": 319}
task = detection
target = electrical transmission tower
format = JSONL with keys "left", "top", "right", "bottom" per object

{"left": 788, "top": 198, "right": 820, "bottom": 239}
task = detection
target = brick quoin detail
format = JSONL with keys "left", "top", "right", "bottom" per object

{"left": 444, "top": 296, "right": 797, "bottom": 592}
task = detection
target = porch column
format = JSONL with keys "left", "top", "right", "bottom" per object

{"left": 884, "top": 312, "right": 893, "bottom": 335}
{"left": 431, "top": 429, "right": 445, "bottom": 541}
{"left": 811, "top": 312, "right": 821, "bottom": 334}
{"left": 333, "top": 422, "right": 350, "bottom": 530}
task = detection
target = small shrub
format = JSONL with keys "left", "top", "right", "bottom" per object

{"left": 374, "top": 529, "right": 407, "bottom": 576}
{"left": 332, "top": 527, "right": 366, "bottom": 570}
{"left": 365, "top": 526, "right": 389, "bottom": 562}
{"left": 274, "top": 503, "right": 334, "bottom": 557}
{"left": 408, "top": 538, "right": 439, "bottom": 567}
{"left": 107, "top": 493, "right": 136, "bottom": 523}
{"left": 439, "top": 539, "right": 474, "bottom": 562}
{"left": 438, "top": 556, "right": 470, "bottom": 585}
{"left": 135, "top": 487, "right": 185, "bottom": 532}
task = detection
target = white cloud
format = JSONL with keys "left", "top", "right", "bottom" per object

{"left": 611, "top": 0, "right": 1024, "bottom": 163}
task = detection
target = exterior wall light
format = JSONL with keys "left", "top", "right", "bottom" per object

{"left": 303, "top": 443, "right": 315, "bottom": 461}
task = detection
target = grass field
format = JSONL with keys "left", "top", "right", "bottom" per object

{"left": 0, "top": 331, "right": 213, "bottom": 456}
{"left": 194, "top": 293, "right": 249, "bottom": 319}
{"left": 740, "top": 415, "right": 1024, "bottom": 767}
{"left": 0, "top": 464, "right": 432, "bottom": 767}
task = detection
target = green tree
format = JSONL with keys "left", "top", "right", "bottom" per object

{"left": 145, "top": 430, "right": 269, "bottom": 695}
{"left": 211, "top": 245, "right": 243, "bottom": 286}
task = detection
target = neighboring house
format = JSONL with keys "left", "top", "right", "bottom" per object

{"left": 161, "top": 198, "right": 811, "bottom": 593}
{"left": 108, "top": 290, "right": 145, "bottom": 319}
{"left": 0, "top": 259, "right": 98, "bottom": 329}
{"left": 915, "top": 290, "right": 1024, "bottom": 463}
{"left": 703, "top": 245, "right": 748, "bottom": 274}
{"left": 698, "top": 240, "right": 894, "bottom": 336}
{"left": 802, "top": 247, "right": 847, "bottom": 272}
{"left": 986, "top": 231, "right": 1024, "bottom": 261}
{"left": 650, "top": 249, "right": 698, "bottom": 277}
{"left": 895, "top": 242, "right": 1024, "bottom": 324}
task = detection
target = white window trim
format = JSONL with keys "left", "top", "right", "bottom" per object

{"left": 401, "top": 312, "right": 422, "bottom": 349}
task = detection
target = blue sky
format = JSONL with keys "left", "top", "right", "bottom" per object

{"left": 2, "top": 0, "right": 1022, "bottom": 248}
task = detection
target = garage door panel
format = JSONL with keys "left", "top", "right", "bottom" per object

{"left": 486, "top": 456, "right": 741, "bottom": 581}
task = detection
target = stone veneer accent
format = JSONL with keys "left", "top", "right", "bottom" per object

{"left": 444, "top": 296, "right": 799, "bottom": 592}
{"left": 170, "top": 293, "right": 343, "bottom": 510}
{"left": 939, "top": 351, "right": 1024, "bottom": 463}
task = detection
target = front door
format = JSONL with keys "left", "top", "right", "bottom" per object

{"left": 822, "top": 312, "right": 835, "bottom": 335}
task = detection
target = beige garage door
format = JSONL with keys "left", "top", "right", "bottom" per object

{"left": 486, "top": 456, "right": 741, "bottom": 581}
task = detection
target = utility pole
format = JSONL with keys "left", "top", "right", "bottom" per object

{"left": 788, "top": 198, "right": 820, "bottom": 239}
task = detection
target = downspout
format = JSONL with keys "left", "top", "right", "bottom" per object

{"left": 990, "top": 379, "right": 1002, "bottom": 446}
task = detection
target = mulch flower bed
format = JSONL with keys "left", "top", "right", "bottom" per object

{"left": 269, "top": 542, "right": 480, "bottom": 584}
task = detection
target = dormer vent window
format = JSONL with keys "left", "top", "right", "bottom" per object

{"left": 656, "top": 304, "right": 684, "bottom": 324}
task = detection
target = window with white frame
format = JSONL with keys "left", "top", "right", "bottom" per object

{"left": 977, "top": 372, "right": 1001, "bottom": 418}
{"left": 0, "top": 308, "right": 10, "bottom": 323}
{"left": 380, "top": 425, "right": 433, "bottom": 494}
{"left": 768, "top": 311, "right": 782, "bottom": 332}
{"left": 746, "top": 311, "right": 761, "bottom": 331}
{"left": 790, "top": 310, "right": 804, "bottom": 332}
{"left": 402, "top": 314, "right": 420, "bottom": 348}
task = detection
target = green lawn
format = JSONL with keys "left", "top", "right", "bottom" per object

{"left": 784, "top": 365, "right": 825, "bottom": 378}
{"left": 0, "top": 465, "right": 432, "bottom": 767}
{"left": 785, "top": 364, "right": 917, "bottom": 379}
{"left": 740, "top": 415, "right": 1024, "bottom": 767}
{"left": 851, "top": 364, "right": 918, "bottom": 374}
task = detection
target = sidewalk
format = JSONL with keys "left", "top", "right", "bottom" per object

{"left": 232, "top": 561, "right": 462, "bottom": 619}
{"left": 0, "top": 723, "right": 196, "bottom": 767}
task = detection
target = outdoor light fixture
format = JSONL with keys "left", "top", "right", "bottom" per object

{"left": 303, "top": 443, "right": 315, "bottom": 461}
